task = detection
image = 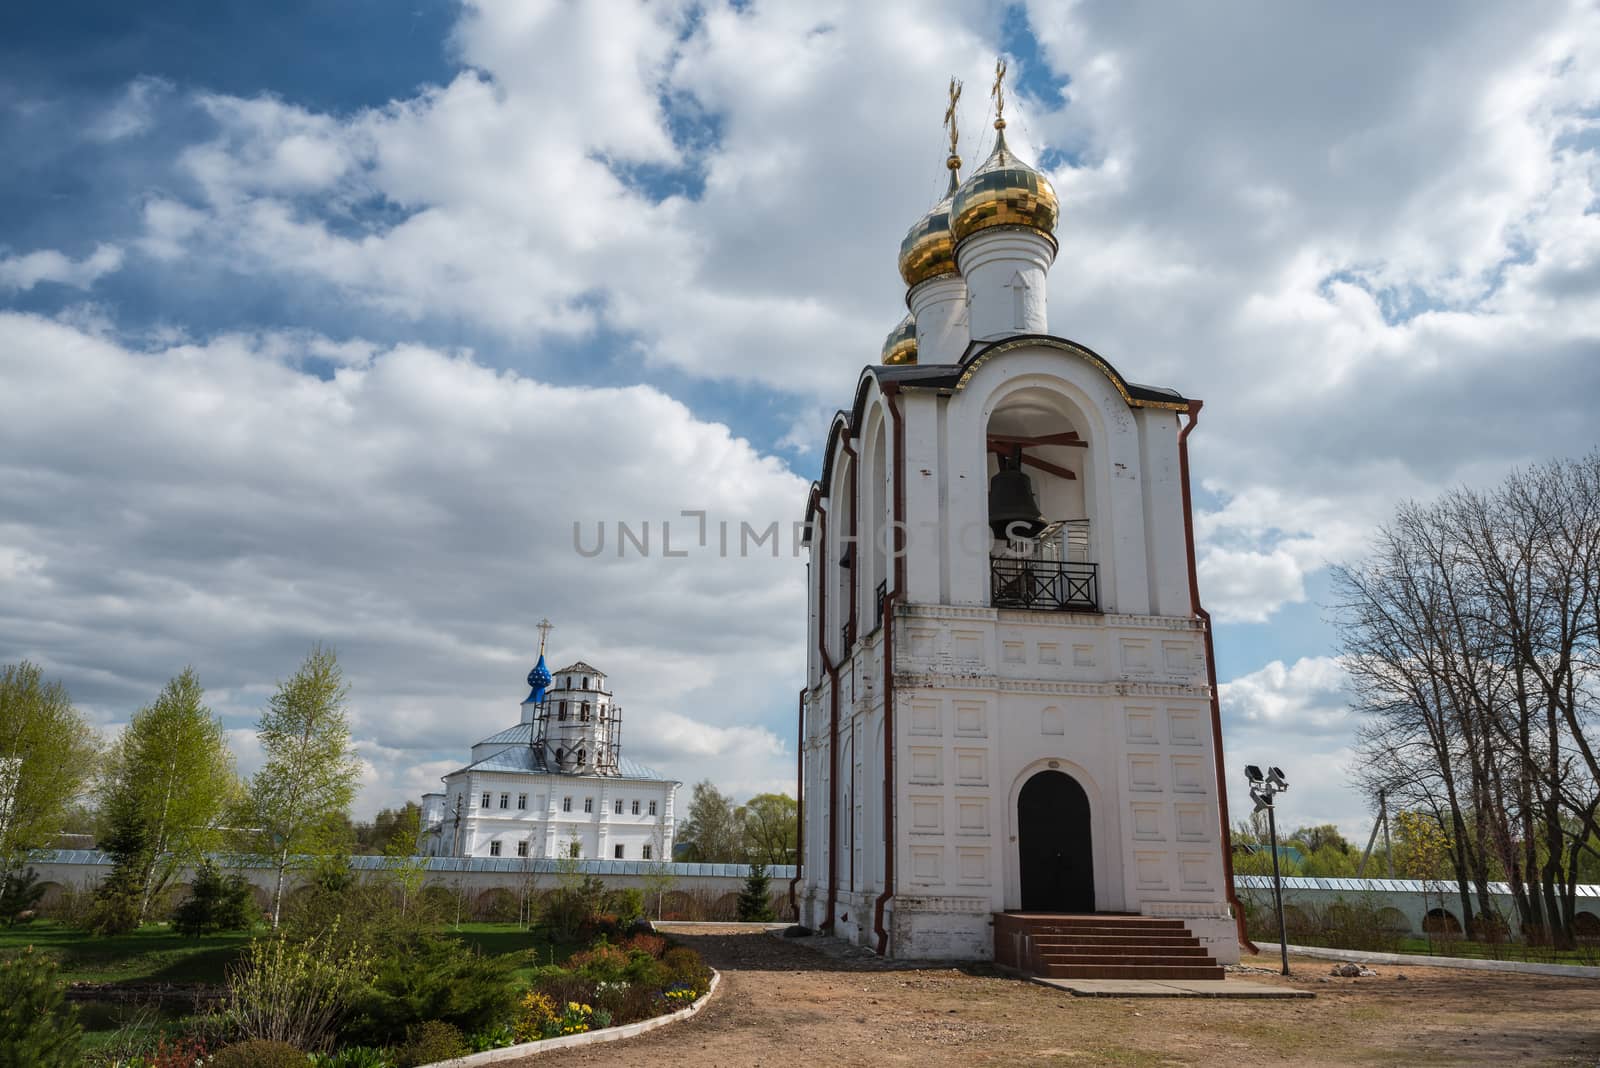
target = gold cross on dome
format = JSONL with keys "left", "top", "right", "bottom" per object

{"left": 944, "top": 77, "right": 963, "bottom": 161}
{"left": 991, "top": 57, "right": 1008, "bottom": 129}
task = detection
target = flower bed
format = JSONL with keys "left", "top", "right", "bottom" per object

{"left": 61, "top": 927, "right": 714, "bottom": 1067}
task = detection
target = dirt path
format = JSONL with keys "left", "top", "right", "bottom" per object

{"left": 502, "top": 924, "right": 1600, "bottom": 1067}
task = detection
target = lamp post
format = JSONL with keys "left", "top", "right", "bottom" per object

{"left": 1246, "top": 764, "right": 1290, "bottom": 976}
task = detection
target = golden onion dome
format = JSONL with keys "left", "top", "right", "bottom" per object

{"left": 881, "top": 314, "right": 917, "bottom": 365}
{"left": 898, "top": 168, "right": 961, "bottom": 290}
{"left": 950, "top": 124, "right": 1058, "bottom": 247}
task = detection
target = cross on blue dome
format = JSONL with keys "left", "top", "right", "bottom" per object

{"left": 525, "top": 654, "right": 552, "bottom": 704}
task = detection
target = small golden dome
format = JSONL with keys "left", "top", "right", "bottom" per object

{"left": 898, "top": 170, "right": 961, "bottom": 289}
{"left": 882, "top": 314, "right": 917, "bottom": 365}
{"left": 950, "top": 127, "right": 1058, "bottom": 247}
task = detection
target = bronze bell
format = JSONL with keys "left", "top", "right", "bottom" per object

{"left": 988, "top": 446, "right": 1046, "bottom": 540}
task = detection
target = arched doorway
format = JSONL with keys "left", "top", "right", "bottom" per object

{"left": 1018, "top": 770, "right": 1094, "bottom": 912}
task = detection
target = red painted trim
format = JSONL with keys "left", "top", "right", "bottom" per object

{"left": 874, "top": 383, "right": 908, "bottom": 955}
{"left": 809, "top": 487, "right": 840, "bottom": 934}
{"left": 788, "top": 685, "right": 803, "bottom": 919}
{"left": 1177, "top": 400, "right": 1257, "bottom": 955}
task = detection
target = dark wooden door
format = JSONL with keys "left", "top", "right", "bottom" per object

{"left": 1018, "top": 770, "right": 1094, "bottom": 912}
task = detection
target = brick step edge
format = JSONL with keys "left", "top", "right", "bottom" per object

{"left": 1041, "top": 966, "right": 1227, "bottom": 980}
{"left": 1038, "top": 945, "right": 1213, "bottom": 957}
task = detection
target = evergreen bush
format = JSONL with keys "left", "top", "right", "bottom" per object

{"left": 344, "top": 934, "right": 516, "bottom": 1046}
{"left": 737, "top": 862, "right": 775, "bottom": 921}
{"left": 0, "top": 867, "right": 46, "bottom": 926}
{"left": 173, "top": 860, "right": 255, "bottom": 936}
{"left": 0, "top": 947, "right": 83, "bottom": 1068}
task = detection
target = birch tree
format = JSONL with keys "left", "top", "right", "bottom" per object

{"left": 98, "top": 668, "right": 238, "bottom": 922}
{"left": 244, "top": 646, "right": 361, "bottom": 928}
{"left": 0, "top": 662, "right": 98, "bottom": 868}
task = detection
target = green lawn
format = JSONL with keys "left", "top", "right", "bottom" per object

{"left": 1394, "top": 936, "right": 1600, "bottom": 965}
{"left": 0, "top": 920, "right": 583, "bottom": 988}
{"left": 0, "top": 921, "right": 256, "bottom": 985}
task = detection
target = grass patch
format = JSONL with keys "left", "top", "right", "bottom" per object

{"left": 0, "top": 920, "right": 255, "bottom": 985}
{"left": 1390, "top": 937, "right": 1600, "bottom": 965}
{"left": 0, "top": 920, "right": 585, "bottom": 989}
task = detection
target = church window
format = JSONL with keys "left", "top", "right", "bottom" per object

{"left": 489, "top": 840, "right": 501, "bottom": 857}
{"left": 562, "top": 796, "right": 572, "bottom": 812}
{"left": 569, "top": 841, "right": 581, "bottom": 858}
{"left": 558, "top": 701, "right": 567, "bottom": 719}
{"left": 481, "top": 792, "right": 491, "bottom": 808}
{"left": 499, "top": 792, "right": 509, "bottom": 809}
{"left": 517, "top": 793, "right": 527, "bottom": 810}
{"left": 631, "top": 800, "right": 640, "bottom": 815}
{"left": 583, "top": 797, "right": 593, "bottom": 813}
{"left": 577, "top": 749, "right": 586, "bottom": 765}
{"left": 614, "top": 844, "right": 625, "bottom": 859}
{"left": 517, "top": 841, "right": 528, "bottom": 857}
{"left": 581, "top": 702, "right": 590, "bottom": 721}
{"left": 613, "top": 799, "right": 623, "bottom": 814}
{"left": 642, "top": 844, "right": 652, "bottom": 859}
{"left": 582, "top": 677, "right": 590, "bottom": 690}
{"left": 648, "top": 801, "right": 658, "bottom": 816}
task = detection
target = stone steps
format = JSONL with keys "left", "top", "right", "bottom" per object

{"left": 994, "top": 912, "right": 1226, "bottom": 981}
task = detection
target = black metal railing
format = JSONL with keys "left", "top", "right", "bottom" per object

{"left": 873, "top": 580, "right": 887, "bottom": 630}
{"left": 991, "top": 556, "right": 1099, "bottom": 612}
{"left": 841, "top": 619, "right": 855, "bottom": 651}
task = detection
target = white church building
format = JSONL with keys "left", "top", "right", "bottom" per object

{"left": 798, "top": 69, "right": 1246, "bottom": 969}
{"left": 422, "top": 627, "right": 678, "bottom": 862}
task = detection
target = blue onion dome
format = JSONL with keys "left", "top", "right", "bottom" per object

{"left": 525, "top": 653, "right": 552, "bottom": 703}
{"left": 882, "top": 314, "right": 918, "bottom": 365}
{"left": 950, "top": 123, "right": 1058, "bottom": 248}
{"left": 898, "top": 167, "right": 962, "bottom": 290}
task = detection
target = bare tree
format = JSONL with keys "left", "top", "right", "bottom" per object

{"left": 1334, "top": 452, "right": 1600, "bottom": 946}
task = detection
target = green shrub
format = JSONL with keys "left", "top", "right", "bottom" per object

{"left": 393, "top": 1020, "right": 467, "bottom": 1067}
{"left": 173, "top": 860, "right": 256, "bottom": 936}
{"left": 661, "top": 946, "right": 711, "bottom": 994}
{"left": 467, "top": 1021, "right": 517, "bottom": 1051}
{"left": 567, "top": 943, "right": 630, "bottom": 983}
{"left": 608, "top": 888, "right": 644, "bottom": 929}
{"left": 0, "top": 947, "right": 83, "bottom": 1068}
{"left": 344, "top": 935, "right": 516, "bottom": 1046}
{"left": 208, "top": 1039, "right": 310, "bottom": 1068}
{"left": 541, "top": 877, "right": 606, "bottom": 942}
{"left": 310, "top": 1045, "right": 393, "bottom": 1067}
{"left": 0, "top": 868, "right": 47, "bottom": 926}
{"left": 224, "top": 927, "right": 374, "bottom": 1052}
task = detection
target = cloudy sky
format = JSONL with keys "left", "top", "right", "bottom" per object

{"left": 2, "top": 1, "right": 1596, "bottom": 841}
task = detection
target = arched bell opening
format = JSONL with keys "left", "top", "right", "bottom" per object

{"left": 984, "top": 388, "right": 1097, "bottom": 612}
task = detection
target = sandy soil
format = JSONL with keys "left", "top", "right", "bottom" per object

{"left": 501, "top": 923, "right": 1600, "bottom": 1067}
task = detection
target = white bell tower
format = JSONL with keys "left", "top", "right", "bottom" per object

{"left": 797, "top": 61, "right": 1245, "bottom": 970}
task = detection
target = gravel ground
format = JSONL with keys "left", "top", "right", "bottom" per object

{"left": 498, "top": 923, "right": 1600, "bottom": 1067}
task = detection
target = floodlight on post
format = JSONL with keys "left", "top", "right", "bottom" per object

{"left": 1245, "top": 762, "right": 1291, "bottom": 976}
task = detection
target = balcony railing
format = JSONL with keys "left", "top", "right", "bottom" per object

{"left": 873, "top": 580, "right": 887, "bottom": 631}
{"left": 991, "top": 556, "right": 1099, "bottom": 612}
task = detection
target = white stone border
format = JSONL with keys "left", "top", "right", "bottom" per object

{"left": 1285, "top": 944, "right": 1600, "bottom": 979}
{"left": 421, "top": 969, "right": 722, "bottom": 1066}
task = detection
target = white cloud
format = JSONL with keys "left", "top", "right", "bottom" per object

{"left": 86, "top": 76, "right": 173, "bottom": 142}
{"left": 1219, "top": 656, "right": 1370, "bottom": 840}
{"left": 8, "top": 2, "right": 1600, "bottom": 830}
{"left": 0, "top": 311, "right": 809, "bottom": 815}
{"left": 0, "top": 244, "right": 124, "bottom": 292}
